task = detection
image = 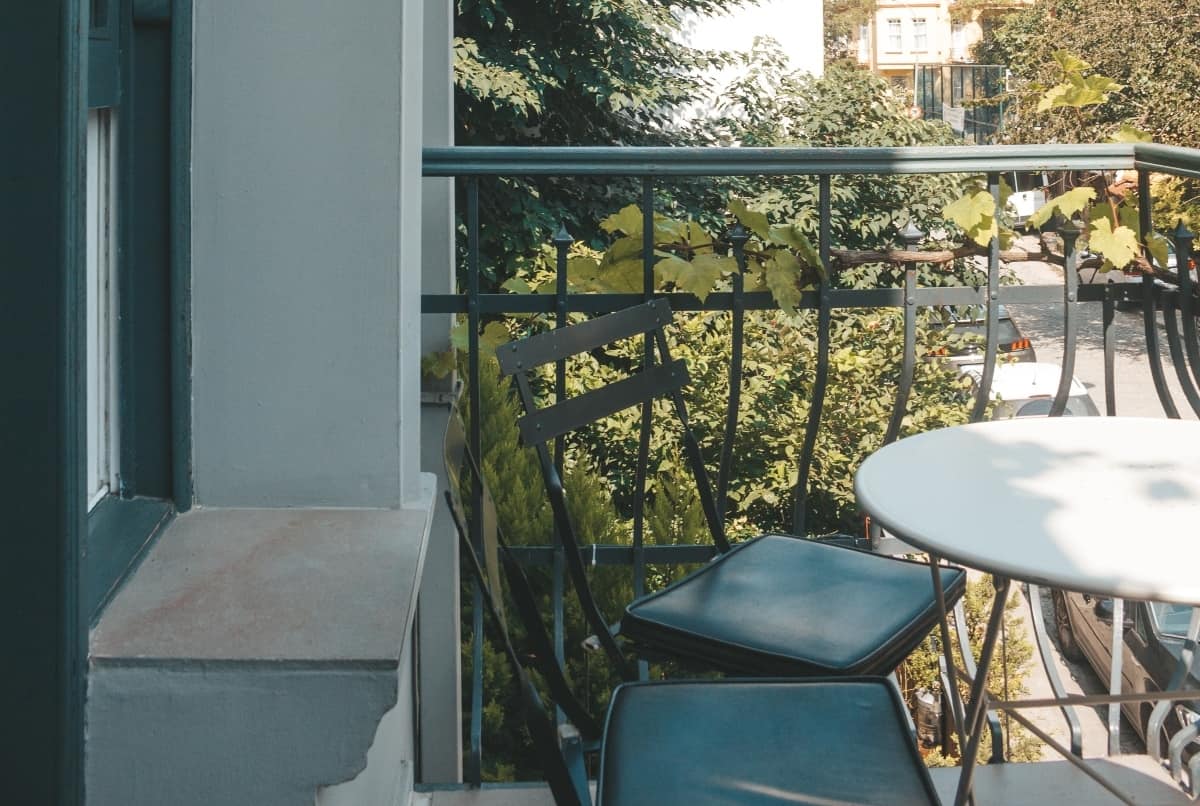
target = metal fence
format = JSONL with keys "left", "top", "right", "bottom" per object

{"left": 420, "top": 143, "right": 1200, "bottom": 783}
{"left": 915, "top": 65, "right": 1007, "bottom": 145}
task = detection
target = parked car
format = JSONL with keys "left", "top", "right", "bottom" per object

{"left": 928, "top": 305, "right": 1037, "bottom": 369}
{"left": 1006, "top": 171, "right": 1050, "bottom": 229}
{"left": 1054, "top": 592, "right": 1200, "bottom": 747}
{"left": 962, "top": 361, "right": 1100, "bottom": 419}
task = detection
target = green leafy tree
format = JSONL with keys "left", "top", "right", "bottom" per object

{"left": 823, "top": 0, "right": 876, "bottom": 65}
{"left": 977, "top": 0, "right": 1200, "bottom": 150}
{"left": 455, "top": 0, "right": 735, "bottom": 280}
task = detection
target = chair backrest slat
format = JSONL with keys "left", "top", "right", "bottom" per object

{"left": 518, "top": 359, "right": 690, "bottom": 446}
{"left": 497, "top": 298, "right": 671, "bottom": 376}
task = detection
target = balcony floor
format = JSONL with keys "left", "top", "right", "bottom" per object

{"left": 418, "top": 754, "right": 1192, "bottom": 805}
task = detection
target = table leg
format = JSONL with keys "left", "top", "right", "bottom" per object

{"left": 954, "top": 575, "right": 1011, "bottom": 806}
{"left": 930, "top": 558, "right": 966, "bottom": 753}
{"left": 1106, "top": 598, "right": 1125, "bottom": 756}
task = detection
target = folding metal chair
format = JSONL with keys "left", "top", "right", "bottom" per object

{"left": 496, "top": 298, "right": 968, "bottom": 682}
{"left": 445, "top": 416, "right": 941, "bottom": 805}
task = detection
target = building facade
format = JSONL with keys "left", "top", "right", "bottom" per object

{"left": 856, "top": 0, "right": 1026, "bottom": 90}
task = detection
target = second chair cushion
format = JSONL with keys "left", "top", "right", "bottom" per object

{"left": 621, "top": 534, "right": 966, "bottom": 676}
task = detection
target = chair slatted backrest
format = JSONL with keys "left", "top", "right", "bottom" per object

{"left": 443, "top": 402, "right": 602, "bottom": 743}
{"left": 496, "top": 299, "right": 727, "bottom": 681}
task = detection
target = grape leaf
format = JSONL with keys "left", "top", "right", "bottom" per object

{"left": 729, "top": 198, "right": 770, "bottom": 241}
{"left": 764, "top": 251, "right": 803, "bottom": 315}
{"left": 1109, "top": 124, "right": 1152, "bottom": 143}
{"left": 660, "top": 254, "right": 732, "bottom": 301}
{"left": 600, "top": 204, "right": 643, "bottom": 236}
{"left": 1089, "top": 217, "right": 1140, "bottom": 269}
{"left": 943, "top": 190, "right": 997, "bottom": 247}
{"left": 1053, "top": 50, "right": 1091, "bottom": 74}
{"left": 501, "top": 277, "right": 532, "bottom": 294}
{"left": 1027, "top": 186, "right": 1096, "bottom": 229}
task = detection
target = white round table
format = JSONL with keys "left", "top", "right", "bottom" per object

{"left": 855, "top": 417, "right": 1200, "bottom": 805}
{"left": 856, "top": 416, "right": 1200, "bottom": 606}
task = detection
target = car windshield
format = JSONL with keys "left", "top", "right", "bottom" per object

{"left": 998, "top": 395, "right": 1099, "bottom": 418}
{"left": 950, "top": 319, "right": 1022, "bottom": 346}
{"left": 1150, "top": 602, "right": 1197, "bottom": 638}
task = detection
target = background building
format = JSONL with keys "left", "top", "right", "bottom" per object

{"left": 857, "top": 0, "right": 1027, "bottom": 91}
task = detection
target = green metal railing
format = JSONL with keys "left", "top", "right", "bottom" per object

{"left": 422, "top": 143, "right": 1200, "bottom": 784}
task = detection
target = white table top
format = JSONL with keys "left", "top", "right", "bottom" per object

{"left": 855, "top": 417, "right": 1200, "bottom": 605}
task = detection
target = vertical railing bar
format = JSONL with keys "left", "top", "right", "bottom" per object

{"left": 552, "top": 224, "right": 571, "bottom": 717}
{"left": 1138, "top": 170, "right": 1181, "bottom": 418}
{"left": 717, "top": 226, "right": 749, "bottom": 518}
{"left": 969, "top": 172, "right": 1002, "bottom": 423}
{"left": 1141, "top": 276, "right": 1179, "bottom": 418}
{"left": 1027, "top": 584, "right": 1084, "bottom": 756}
{"left": 466, "top": 177, "right": 484, "bottom": 787}
{"left": 1161, "top": 291, "right": 1200, "bottom": 416}
{"left": 1171, "top": 223, "right": 1200, "bottom": 389}
{"left": 1103, "top": 289, "right": 1117, "bottom": 416}
{"left": 1049, "top": 222, "right": 1081, "bottom": 416}
{"left": 793, "top": 175, "right": 831, "bottom": 536}
{"left": 632, "top": 178, "right": 654, "bottom": 680}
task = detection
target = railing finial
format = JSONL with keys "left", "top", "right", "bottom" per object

{"left": 899, "top": 221, "right": 924, "bottom": 247}
{"left": 552, "top": 221, "right": 573, "bottom": 247}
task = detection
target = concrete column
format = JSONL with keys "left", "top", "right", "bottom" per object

{"left": 190, "top": 0, "right": 421, "bottom": 508}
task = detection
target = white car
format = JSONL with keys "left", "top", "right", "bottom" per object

{"left": 962, "top": 361, "right": 1101, "bottom": 419}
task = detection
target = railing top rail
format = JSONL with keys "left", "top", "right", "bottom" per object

{"left": 1134, "top": 143, "right": 1200, "bottom": 180}
{"left": 423, "top": 144, "right": 1142, "bottom": 177}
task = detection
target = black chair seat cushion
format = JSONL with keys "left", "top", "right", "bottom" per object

{"left": 621, "top": 534, "right": 966, "bottom": 676}
{"left": 598, "top": 677, "right": 940, "bottom": 806}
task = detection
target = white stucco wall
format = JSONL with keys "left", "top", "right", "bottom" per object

{"left": 683, "top": 0, "right": 825, "bottom": 77}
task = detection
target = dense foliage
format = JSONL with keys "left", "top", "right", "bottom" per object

{"left": 975, "top": 0, "right": 1200, "bottom": 238}
{"left": 455, "top": 0, "right": 733, "bottom": 278}
{"left": 976, "top": 0, "right": 1200, "bottom": 151}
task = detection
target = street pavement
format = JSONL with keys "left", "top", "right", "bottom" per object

{"left": 983, "top": 250, "right": 1198, "bottom": 760}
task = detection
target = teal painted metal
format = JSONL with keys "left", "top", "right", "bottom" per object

{"left": 85, "top": 497, "right": 173, "bottom": 621}
{"left": 424, "top": 144, "right": 1140, "bottom": 177}
{"left": 1135, "top": 143, "right": 1200, "bottom": 180}
{"left": 133, "top": 0, "right": 172, "bottom": 24}
{"left": 91, "top": 0, "right": 191, "bottom": 628}
{"left": 1, "top": 4, "right": 87, "bottom": 804}
{"left": 118, "top": 10, "right": 173, "bottom": 500}
{"left": 170, "top": 0, "right": 193, "bottom": 510}
{"left": 89, "top": 0, "right": 120, "bottom": 107}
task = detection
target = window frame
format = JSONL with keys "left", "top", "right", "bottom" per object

{"left": 911, "top": 17, "right": 928, "bottom": 53}
{"left": 886, "top": 18, "right": 903, "bottom": 52}
{"left": 83, "top": 0, "right": 194, "bottom": 622}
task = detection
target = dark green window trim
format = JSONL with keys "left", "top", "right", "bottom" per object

{"left": 86, "top": 497, "right": 173, "bottom": 620}
{"left": 88, "top": 0, "right": 119, "bottom": 108}
{"left": 3, "top": 6, "right": 88, "bottom": 803}
{"left": 84, "top": 0, "right": 192, "bottom": 624}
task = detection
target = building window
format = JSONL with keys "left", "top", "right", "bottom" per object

{"left": 951, "top": 21, "right": 966, "bottom": 60}
{"left": 86, "top": 108, "right": 120, "bottom": 509}
{"left": 858, "top": 23, "right": 870, "bottom": 61}
{"left": 886, "top": 18, "right": 902, "bottom": 52}
{"left": 912, "top": 17, "right": 927, "bottom": 52}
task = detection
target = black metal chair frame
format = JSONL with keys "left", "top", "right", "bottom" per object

{"left": 445, "top": 401, "right": 941, "bottom": 805}
{"left": 496, "top": 298, "right": 969, "bottom": 685}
